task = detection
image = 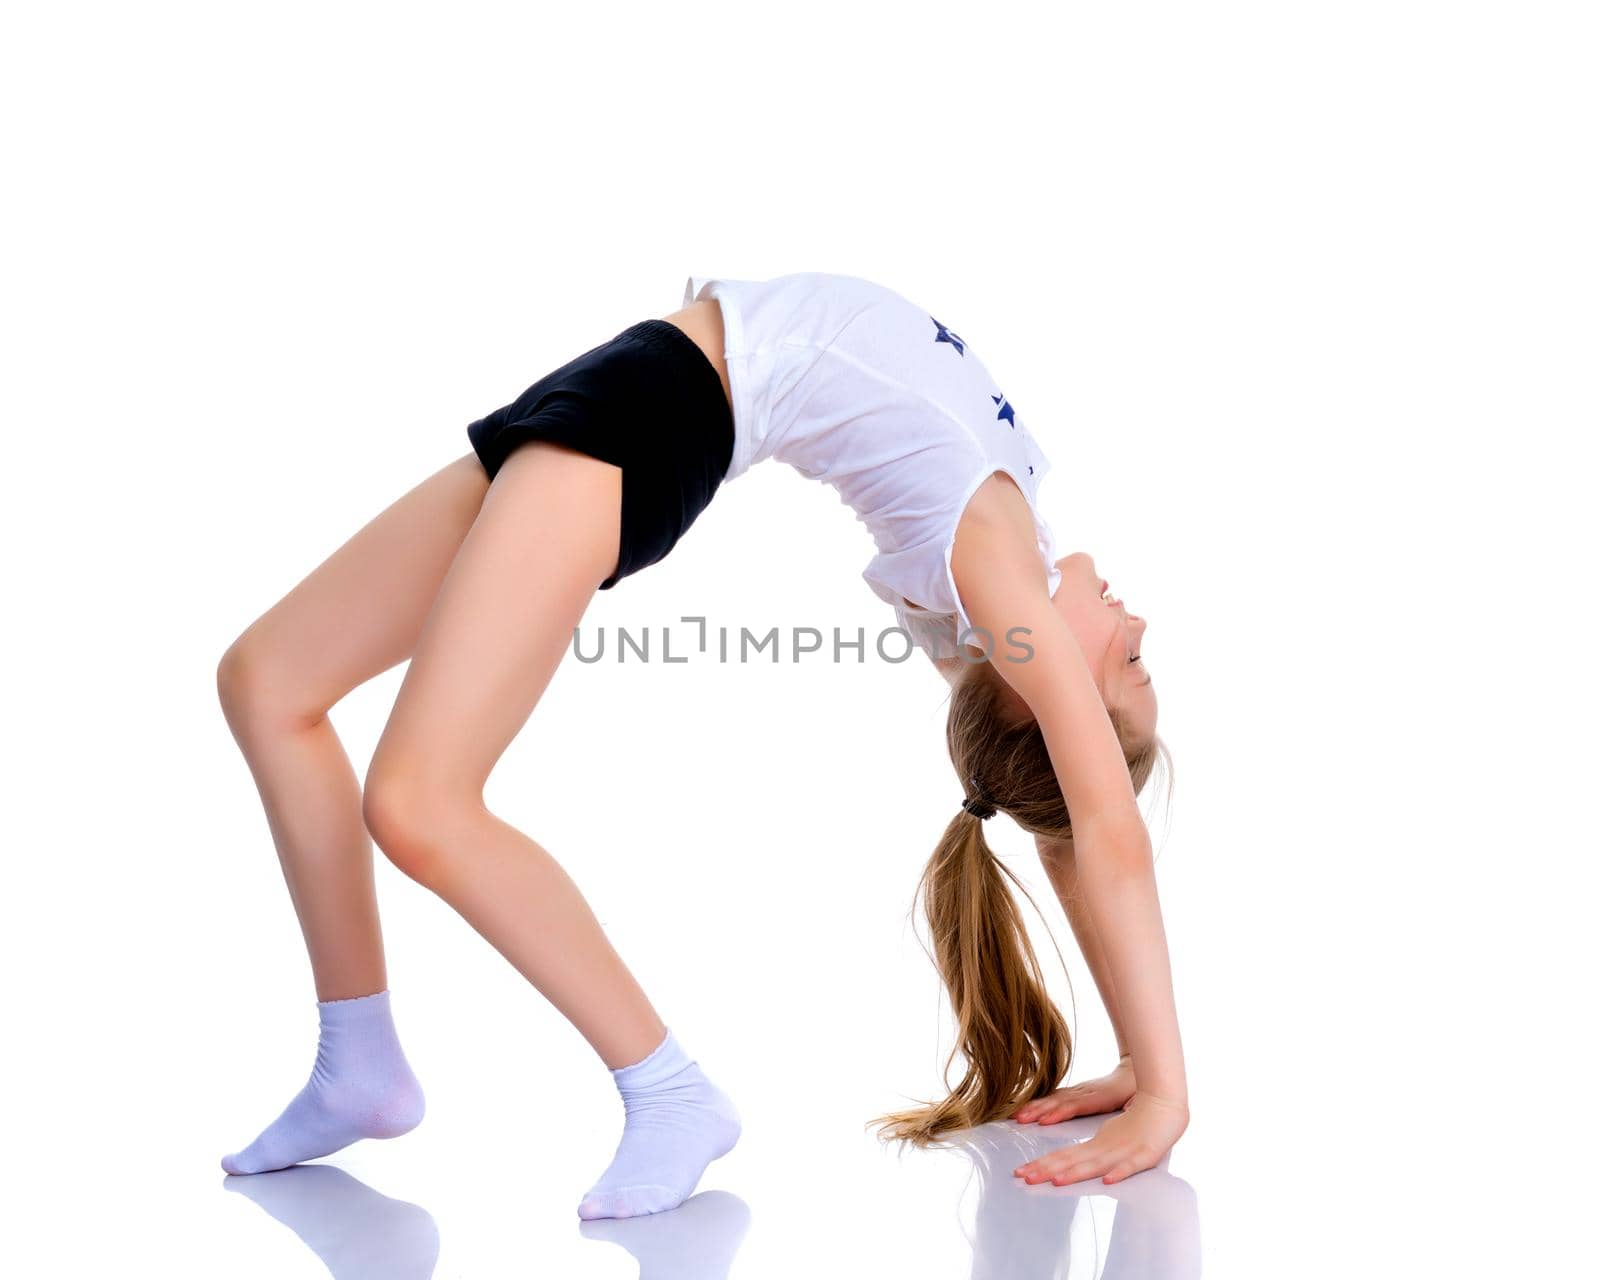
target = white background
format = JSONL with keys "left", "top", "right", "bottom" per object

{"left": 3, "top": 2, "right": 1596, "bottom": 1276}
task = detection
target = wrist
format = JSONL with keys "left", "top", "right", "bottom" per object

{"left": 1128, "top": 1059, "right": 1186, "bottom": 1106}
{"left": 1135, "top": 1086, "right": 1189, "bottom": 1116}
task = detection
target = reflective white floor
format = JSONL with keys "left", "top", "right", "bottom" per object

{"left": 210, "top": 1114, "right": 1198, "bottom": 1279}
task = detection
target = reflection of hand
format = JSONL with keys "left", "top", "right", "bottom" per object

{"left": 1012, "top": 1056, "right": 1136, "bottom": 1124}
{"left": 1013, "top": 1091, "right": 1189, "bottom": 1186}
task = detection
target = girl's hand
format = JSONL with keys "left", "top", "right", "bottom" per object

{"left": 1012, "top": 1056, "right": 1136, "bottom": 1125}
{"left": 1013, "top": 1091, "right": 1189, "bottom": 1186}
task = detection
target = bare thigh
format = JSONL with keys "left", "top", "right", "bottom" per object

{"left": 367, "top": 440, "right": 623, "bottom": 794}
{"left": 223, "top": 452, "right": 491, "bottom": 721}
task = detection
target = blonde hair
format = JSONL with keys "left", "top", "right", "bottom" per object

{"left": 873, "top": 656, "right": 1169, "bottom": 1145}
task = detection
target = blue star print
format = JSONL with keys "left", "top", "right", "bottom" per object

{"left": 992, "top": 393, "right": 1016, "bottom": 428}
{"left": 930, "top": 316, "right": 966, "bottom": 355}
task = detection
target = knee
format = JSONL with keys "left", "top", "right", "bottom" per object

{"left": 217, "top": 630, "right": 280, "bottom": 735}
{"left": 362, "top": 763, "right": 474, "bottom": 889}
{"left": 217, "top": 628, "right": 325, "bottom": 738}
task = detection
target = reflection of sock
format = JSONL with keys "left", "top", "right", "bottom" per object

{"left": 224, "top": 1165, "right": 440, "bottom": 1280}
{"left": 221, "top": 990, "right": 425, "bottom": 1175}
{"left": 580, "top": 1190, "right": 751, "bottom": 1280}
{"left": 576, "top": 1028, "right": 741, "bottom": 1220}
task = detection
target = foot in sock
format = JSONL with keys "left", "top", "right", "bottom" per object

{"left": 577, "top": 1028, "right": 742, "bottom": 1220}
{"left": 221, "top": 989, "right": 426, "bottom": 1175}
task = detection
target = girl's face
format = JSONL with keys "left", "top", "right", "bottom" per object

{"left": 1050, "top": 552, "right": 1157, "bottom": 743}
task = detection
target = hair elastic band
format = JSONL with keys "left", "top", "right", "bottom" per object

{"left": 960, "top": 775, "right": 997, "bottom": 820}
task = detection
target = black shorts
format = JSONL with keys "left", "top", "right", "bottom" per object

{"left": 465, "top": 318, "right": 735, "bottom": 590}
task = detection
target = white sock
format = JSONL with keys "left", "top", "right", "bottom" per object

{"left": 221, "top": 989, "right": 426, "bottom": 1175}
{"left": 577, "top": 1028, "right": 742, "bottom": 1220}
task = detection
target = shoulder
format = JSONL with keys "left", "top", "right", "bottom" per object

{"left": 951, "top": 471, "right": 1052, "bottom": 600}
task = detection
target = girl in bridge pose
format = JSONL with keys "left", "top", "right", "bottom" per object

{"left": 215, "top": 271, "right": 1184, "bottom": 1218}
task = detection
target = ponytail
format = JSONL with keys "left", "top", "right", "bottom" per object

{"left": 872, "top": 807, "right": 1072, "bottom": 1146}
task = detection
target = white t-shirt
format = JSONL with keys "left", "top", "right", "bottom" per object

{"left": 682, "top": 271, "right": 1063, "bottom": 658}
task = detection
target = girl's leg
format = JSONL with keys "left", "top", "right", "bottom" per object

{"left": 361, "top": 440, "right": 738, "bottom": 1218}
{"left": 217, "top": 452, "right": 490, "bottom": 1174}
{"left": 217, "top": 452, "right": 490, "bottom": 1000}
{"left": 361, "top": 441, "right": 664, "bottom": 1066}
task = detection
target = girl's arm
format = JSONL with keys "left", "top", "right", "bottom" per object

{"left": 1037, "top": 833, "right": 1131, "bottom": 1059}
{"left": 951, "top": 476, "right": 1187, "bottom": 1184}
{"left": 1010, "top": 833, "right": 1141, "bottom": 1124}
